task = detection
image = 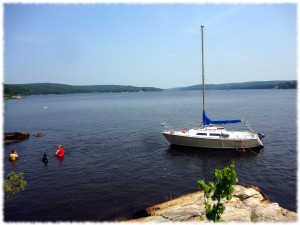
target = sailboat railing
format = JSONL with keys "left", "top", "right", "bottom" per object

{"left": 244, "top": 120, "right": 255, "bottom": 133}
{"left": 161, "top": 123, "right": 174, "bottom": 132}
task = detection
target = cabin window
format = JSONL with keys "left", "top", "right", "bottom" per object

{"left": 196, "top": 133, "right": 207, "bottom": 136}
{"left": 209, "top": 133, "right": 221, "bottom": 137}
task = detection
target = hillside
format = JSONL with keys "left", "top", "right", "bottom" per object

{"left": 4, "top": 83, "right": 162, "bottom": 97}
{"left": 4, "top": 80, "right": 296, "bottom": 98}
{"left": 181, "top": 80, "right": 297, "bottom": 90}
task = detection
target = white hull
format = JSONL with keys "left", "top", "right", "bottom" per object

{"left": 162, "top": 127, "right": 263, "bottom": 149}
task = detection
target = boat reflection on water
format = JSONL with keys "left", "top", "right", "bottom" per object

{"left": 165, "top": 144, "right": 264, "bottom": 159}
{"left": 164, "top": 145, "right": 264, "bottom": 186}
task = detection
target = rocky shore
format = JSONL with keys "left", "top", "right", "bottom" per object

{"left": 129, "top": 185, "right": 297, "bottom": 222}
{"left": 4, "top": 132, "right": 30, "bottom": 145}
{"left": 4, "top": 132, "right": 46, "bottom": 145}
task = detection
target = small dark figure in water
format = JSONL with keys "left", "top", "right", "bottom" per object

{"left": 42, "top": 153, "right": 48, "bottom": 164}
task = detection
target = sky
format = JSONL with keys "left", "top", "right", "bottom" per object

{"left": 3, "top": 1, "right": 297, "bottom": 89}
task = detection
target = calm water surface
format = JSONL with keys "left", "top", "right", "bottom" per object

{"left": 3, "top": 90, "right": 297, "bottom": 221}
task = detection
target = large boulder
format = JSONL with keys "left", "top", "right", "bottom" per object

{"left": 4, "top": 132, "right": 30, "bottom": 145}
{"left": 128, "top": 185, "right": 297, "bottom": 222}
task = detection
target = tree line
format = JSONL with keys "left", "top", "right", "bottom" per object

{"left": 4, "top": 83, "right": 162, "bottom": 97}
{"left": 3, "top": 80, "right": 296, "bottom": 98}
{"left": 181, "top": 80, "right": 297, "bottom": 91}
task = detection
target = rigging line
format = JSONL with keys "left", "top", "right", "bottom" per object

{"left": 206, "top": 32, "right": 229, "bottom": 82}
{"left": 235, "top": 139, "right": 260, "bottom": 156}
{"left": 241, "top": 139, "right": 261, "bottom": 156}
{"left": 180, "top": 33, "right": 200, "bottom": 86}
{"left": 206, "top": 31, "right": 247, "bottom": 121}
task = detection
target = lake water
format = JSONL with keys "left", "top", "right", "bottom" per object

{"left": 3, "top": 89, "right": 297, "bottom": 221}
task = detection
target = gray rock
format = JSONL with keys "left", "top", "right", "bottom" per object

{"left": 33, "top": 133, "right": 46, "bottom": 138}
{"left": 128, "top": 185, "right": 297, "bottom": 223}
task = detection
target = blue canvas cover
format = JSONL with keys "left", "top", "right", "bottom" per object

{"left": 202, "top": 111, "right": 241, "bottom": 125}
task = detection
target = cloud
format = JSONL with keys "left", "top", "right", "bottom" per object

{"left": 206, "top": 5, "right": 245, "bottom": 28}
{"left": 14, "top": 34, "right": 41, "bottom": 42}
{"left": 182, "top": 5, "right": 245, "bottom": 34}
{"left": 13, "top": 33, "right": 57, "bottom": 44}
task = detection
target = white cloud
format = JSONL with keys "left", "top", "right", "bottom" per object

{"left": 14, "top": 34, "right": 41, "bottom": 42}
{"left": 182, "top": 5, "right": 245, "bottom": 34}
{"left": 13, "top": 33, "right": 57, "bottom": 44}
{"left": 206, "top": 5, "right": 245, "bottom": 28}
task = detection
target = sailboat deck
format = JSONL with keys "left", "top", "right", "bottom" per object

{"left": 164, "top": 127, "right": 257, "bottom": 140}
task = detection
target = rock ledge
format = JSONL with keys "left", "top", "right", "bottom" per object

{"left": 129, "top": 185, "right": 297, "bottom": 222}
{"left": 4, "top": 132, "right": 30, "bottom": 145}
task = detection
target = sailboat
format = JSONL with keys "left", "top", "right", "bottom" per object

{"left": 161, "top": 26, "right": 264, "bottom": 150}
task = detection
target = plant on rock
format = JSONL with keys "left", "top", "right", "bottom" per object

{"left": 198, "top": 163, "right": 238, "bottom": 222}
{"left": 4, "top": 171, "right": 27, "bottom": 196}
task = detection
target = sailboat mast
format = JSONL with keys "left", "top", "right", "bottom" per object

{"left": 201, "top": 25, "right": 205, "bottom": 116}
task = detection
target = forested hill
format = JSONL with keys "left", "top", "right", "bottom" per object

{"left": 4, "top": 80, "right": 296, "bottom": 98}
{"left": 4, "top": 83, "right": 162, "bottom": 97}
{"left": 181, "top": 80, "right": 297, "bottom": 90}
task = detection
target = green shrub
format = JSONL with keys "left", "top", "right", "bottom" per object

{"left": 198, "top": 163, "right": 238, "bottom": 222}
{"left": 4, "top": 171, "right": 27, "bottom": 196}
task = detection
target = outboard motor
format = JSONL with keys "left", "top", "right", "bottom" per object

{"left": 258, "top": 133, "right": 265, "bottom": 139}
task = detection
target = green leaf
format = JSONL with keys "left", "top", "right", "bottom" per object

{"left": 197, "top": 162, "right": 237, "bottom": 222}
{"left": 4, "top": 171, "right": 27, "bottom": 196}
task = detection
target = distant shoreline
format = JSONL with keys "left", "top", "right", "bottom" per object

{"left": 177, "top": 80, "right": 297, "bottom": 91}
{"left": 4, "top": 80, "right": 296, "bottom": 98}
{"left": 4, "top": 83, "right": 162, "bottom": 97}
